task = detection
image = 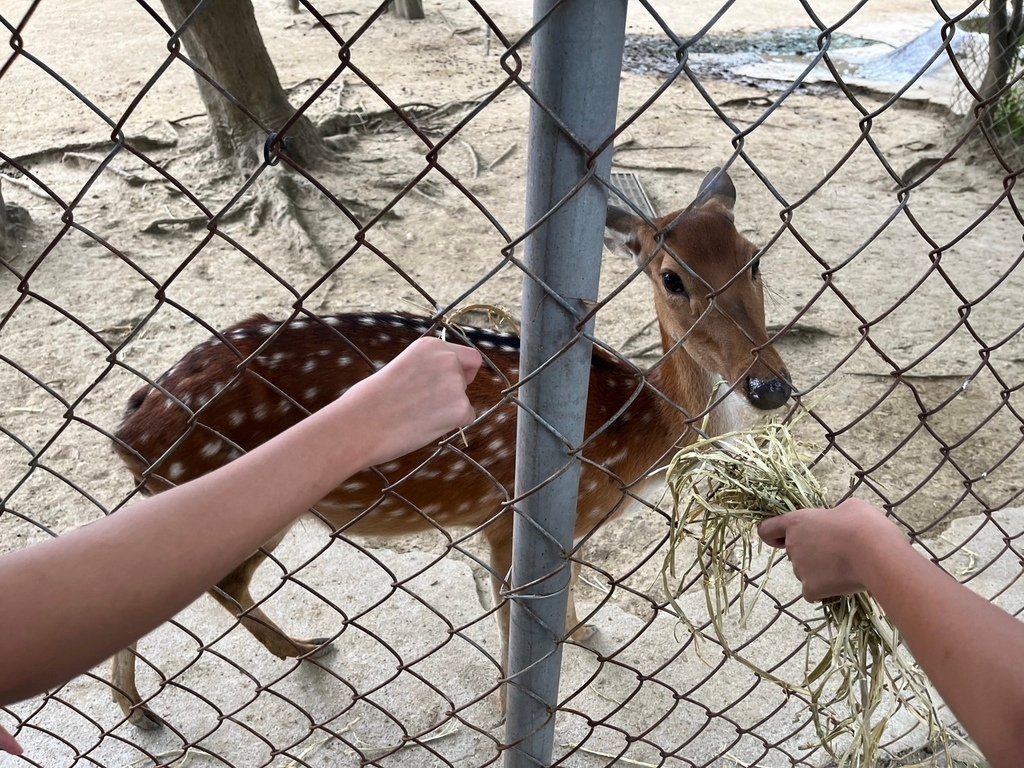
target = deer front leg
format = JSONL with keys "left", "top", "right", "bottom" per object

{"left": 566, "top": 558, "right": 599, "bottom": 646}
{"left": 488, "top": 534, "right": 600, "bottom": 716}
{"left": 111, "top": 643, "right": 165, "bottom": 730}
{"left": 487, "top": 533, "right": 513, "bottom": 716}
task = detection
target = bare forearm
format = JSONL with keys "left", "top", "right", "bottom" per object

{"left": 759, "top": 502, "right": 1024, "bottom": 768}
{"left": 862, "top": 539, "right": 1024, "bottom": 767}
{"left": 0, "top": 389, "right": 381, "bottom": 705}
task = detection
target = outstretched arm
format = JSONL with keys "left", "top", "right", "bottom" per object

{"left": 758, "top": 500, "right": 1024, "bottom": 768}
{"left": 0, "top": 338, "right": 482, "bottom": 716}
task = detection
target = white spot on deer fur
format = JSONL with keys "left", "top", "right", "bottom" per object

{"left": 495, "top": 410, "right": 511, "bottom": 423}
{"left": 442, "top": 465, "right": 466, "bottom": 482}
{"left": 358, "top": 316, "right": 376, "bottom": 326}
{"left": 381, "top": 461, "right": 402, "bottom": 473}
{"left": 606, "top": 448, "right": 630, "bottom": 466}
{"left": 228, "top": 410, "right": 244, "bottom": 427}
{"left": 337, "top": 355, "right": 351, "bottom": 367}
{"left": 277, "top": 400, "right": 292, "bottom": 414}
{"left": 197, "top": 393, "right": 211, "bottom": 408}
{"left": 302, "top": 359, "right": 317, "bottom": 374}
{"left": 253, "top": 403, "right": 269, "bottom": 421}
{"left": 477, "top": 339, "right": 496, "bottom": 350}
{"left": 261, "top": 323, "right": 276, "bottom": 335}
{"left": 304, "top": 387, "right": 319, "bottom": 401}
{"left": 266, "top": 352, "right": 286, "bottom": 369}
{"left": 584, "top": 478, "right": 600, "bottom": 492}
{"left": 292, "top": 319, "right": 308, "bottom": 329}
{"left": 227, "top": 449, "right": 242, "bottom": 461}
{"left": 168, "top": 462, "right": 185, "bottom": 481}
{"left": 377, "top": 333, "right": 391, "bottom": 344}
{"left": 201, "top": 441, "right": 221, "bottom": 459}
{"left": 326, "top": 316, "right": 340, "bottom": 326}
{"left": 163, "top": 399, "right": 173, "bottom": 410}
{"left": 487, "top": 438, "right": 506, "bottom": 453}
{"left": 318, "top": 348, "right": 330, "bottom": 357}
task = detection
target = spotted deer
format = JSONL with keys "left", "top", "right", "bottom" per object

{"left": 110, "top": 168, "right": 791, "bottom": 727}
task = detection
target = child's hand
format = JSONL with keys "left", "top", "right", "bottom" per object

{"left": 0, "top": 723, "right": 23, "bottom": 756}
{"left": 757, "top": 500, "right": 908, "bottom": 601}
{"left": 345, "top": 337, "right": 483, "bottom": 467}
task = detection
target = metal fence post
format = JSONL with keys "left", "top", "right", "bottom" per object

{"left": 503, "top": 1, "right": 627, "bottom": 765}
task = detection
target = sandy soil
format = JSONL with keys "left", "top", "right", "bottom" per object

{"left": 1, "top": 0, "right": 1021, "bottom": 766}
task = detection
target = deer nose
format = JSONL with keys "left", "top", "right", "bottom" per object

{"left": 746, "top": 376, "right": 792, "bottom": 410}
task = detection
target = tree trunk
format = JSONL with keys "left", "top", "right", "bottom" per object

{"left": 161, "top": 0, "right": 327, "bottom": 170}
{"left": 388, "top": 0, "right": 425, "bottom": 20}
{"left": 977, "top": 0, "right": 1024, "bottom": 130}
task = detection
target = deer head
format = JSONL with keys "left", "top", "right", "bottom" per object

{"left": 604, "top": 168, "right": 791, "bottom": 410}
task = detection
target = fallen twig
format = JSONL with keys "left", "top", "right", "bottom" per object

{"left": 486, "top": 142, "right": 517, "bottom": 171}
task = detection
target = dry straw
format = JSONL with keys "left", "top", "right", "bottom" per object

{"left": 660, "top": 418, "right": 955, "bottom": 767}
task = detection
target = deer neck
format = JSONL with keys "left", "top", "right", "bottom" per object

{"left": 642, "top": 339, "right": 746, "bottom": 447}
{"left": 591, "top": 347, "right": 711, "bottom": 492}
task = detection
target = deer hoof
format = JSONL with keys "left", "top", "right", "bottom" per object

{"left": 300, "top": 637, "right": 336, "bottom": 659}
{"left": 571, "top": 623, "right": 600, "bottom": 647}
{"left": 127, "top": 705, "right": 166, "bottom": 731}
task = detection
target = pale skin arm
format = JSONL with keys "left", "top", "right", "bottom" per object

{"left": 0, "top": 338, "right": 482, "bottom": 754}
{"left": 758, "top": 499, "right": 1024, "bottom": 768}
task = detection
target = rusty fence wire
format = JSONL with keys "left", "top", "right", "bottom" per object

{"left": 2, "top": 0, "right": 1023, "bottom": 766}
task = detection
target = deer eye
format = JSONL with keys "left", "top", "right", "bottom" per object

{"left": 661, "top": 270, "right": 687, "bottom": 295}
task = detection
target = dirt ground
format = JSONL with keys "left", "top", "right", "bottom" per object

{"left": 1, "top": 0, "right": 1021, "bottom": 766}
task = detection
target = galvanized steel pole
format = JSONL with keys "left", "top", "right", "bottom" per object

{"left": 503, "top": 1, "right": 627, "bottom": 765}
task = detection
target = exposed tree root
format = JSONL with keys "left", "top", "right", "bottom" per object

{"left": 246, "top": 173, "right": 337, "bottom": 268}
{"left": 1, "top": 133, "right": 180, "bottom": 171}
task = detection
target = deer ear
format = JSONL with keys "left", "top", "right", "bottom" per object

{"left": 604, "top": 204, "right": 645, "bottom": 267}
{"left": 695, "top": 167, "right": 736, "bottom": 214}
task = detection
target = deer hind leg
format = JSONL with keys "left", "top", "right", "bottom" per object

{"left": 111, "top": 642, "right": 165, "bottom": 730}
{"left": 209, "top": 545, "right": 334, "bottom": 660}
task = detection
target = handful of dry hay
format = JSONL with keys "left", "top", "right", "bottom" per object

{"left": 660, "top": 421, "right": 952, "bottom": 768}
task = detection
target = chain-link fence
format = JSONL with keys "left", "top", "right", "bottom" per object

{"left": 2, "top": 0, "right": 1023, "bottom": 766}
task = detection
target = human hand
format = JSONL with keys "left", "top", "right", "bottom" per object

{"left": 344, "top": 337, "right": 483, "bottom": 466}
{"left": 0, "top": 723, "right": 22, "bottom": 756}
{"left": 757, "top": 499, "right": 908, "bottom": 601}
